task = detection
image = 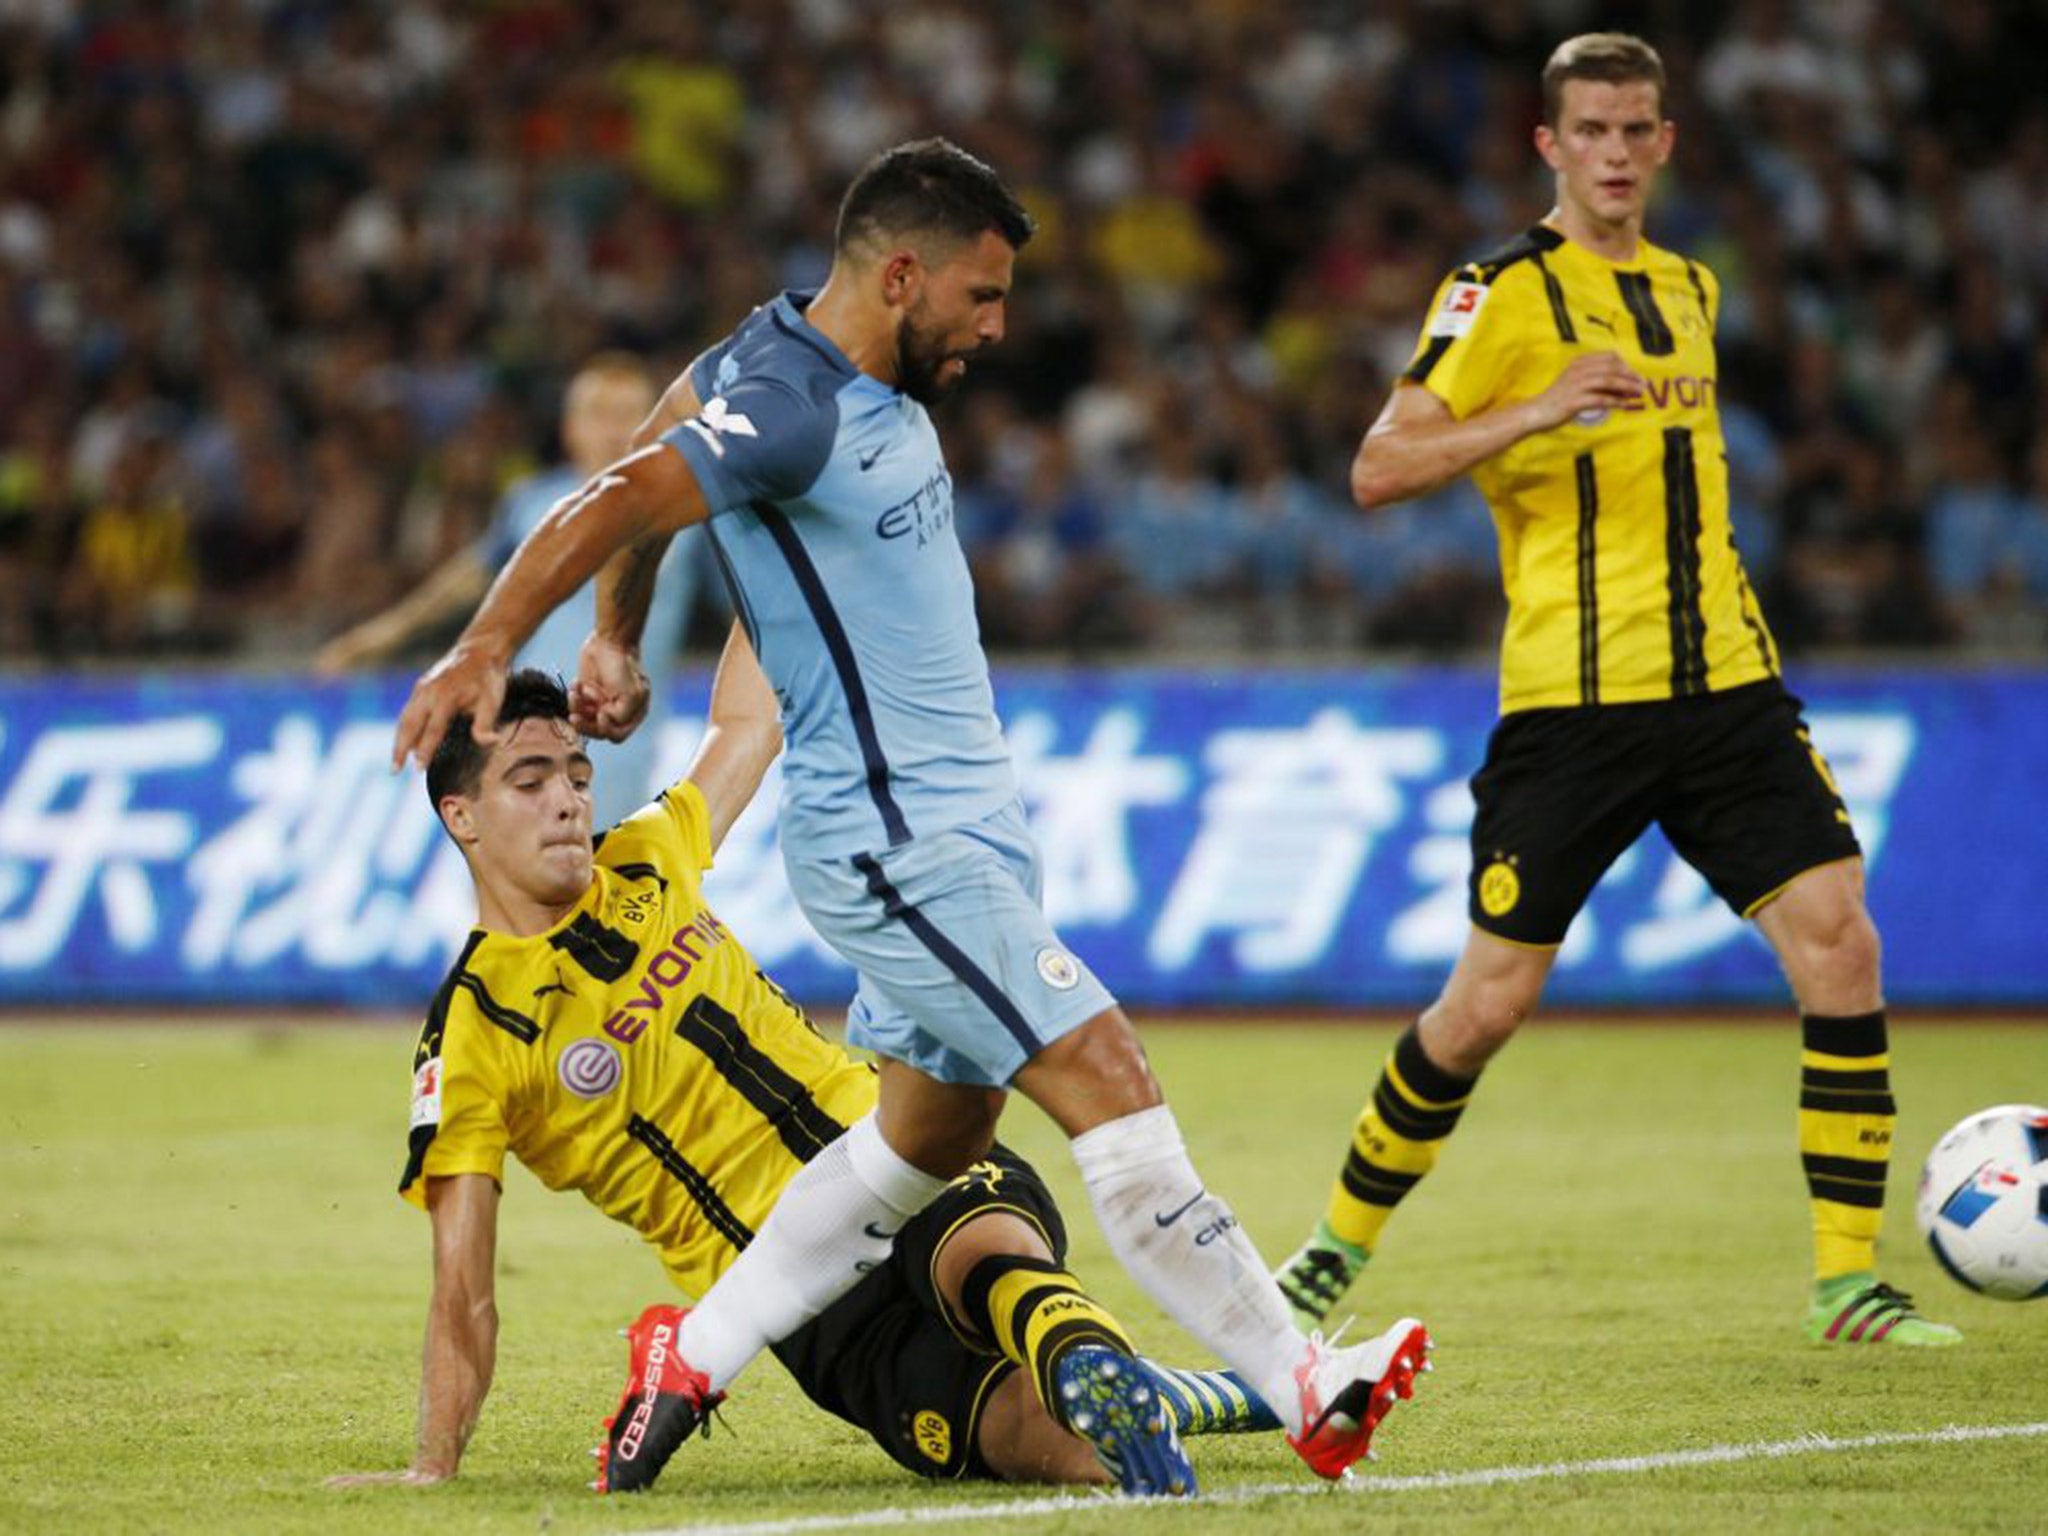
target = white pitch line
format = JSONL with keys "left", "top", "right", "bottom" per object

{"left": 623, "top": 1421, "right": 2048, "bottom": 1536}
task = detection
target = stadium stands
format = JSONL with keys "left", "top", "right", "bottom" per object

{"left": 1, "top": 0, "right": 2042, "bottom": 662}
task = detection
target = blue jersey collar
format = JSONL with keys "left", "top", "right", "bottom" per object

{"left": 771, "top": 290, "right": 862, "bottom": 377}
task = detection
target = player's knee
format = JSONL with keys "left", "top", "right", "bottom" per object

{"left": 1796, "top": 903, "right": 1882, "bottom": 993}
{"left": 1429, "top": 978, "right": 1535, "bottom": 1067}
{"left": 894, "top": 1114, "right": 998, "bottom": 1180}
{"left": 935, "top": 1216, "right": 1056, "bottom": 1326}
{"left": 1015, "top": 1009, "right": 1163, "bottom": 1136}
{"left": 874, "top": 1074, "right": 1005, "bottom": 1178}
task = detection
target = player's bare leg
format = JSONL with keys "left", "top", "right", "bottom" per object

{"left": 1415, "top": 928, "right": 1556, "bottom": 1076}
{"left": 1754, "top": 858, "right": 1960, "bottom": 1346}
{"left": 1018, "top": 1010, "right": 1431, "bottom": 1479}
{"left": 976, "top": 1371, "right": 1110, "bottom": 1485}
{"left": 873, "top": 1058, "right": 1008, "bottom": 1179}
{"left": 1752, "top": 857, "right": 1881, "bottom": 1017}
{"left": 1280, "top": 931, "right": 1552, "bottom": 1326}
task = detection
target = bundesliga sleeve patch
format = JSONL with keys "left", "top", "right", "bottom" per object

{"left": 410, "top": 1057, "right": 444, "bottom": 1130}
{"left": 1428, "top": 281, "right": 1489, "bottom": 338}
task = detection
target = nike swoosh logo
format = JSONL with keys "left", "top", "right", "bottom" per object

{"left": 863, "top": 1221, "right": 898, "bottom": 1241}
{"left": 1585, "top": 313, "right": 1616, "bottom": 332}
{"left": 1154, "top": 1190, "right": 1205, "bottom": 1228}
{"left": 858, "top": 446, "right": 884, "bottom": 471}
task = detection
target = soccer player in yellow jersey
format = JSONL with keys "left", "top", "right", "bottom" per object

{"left": 329, "top": 645, "right": 1280, "bottom": 1497}
{"left": 1275, "top": 33, "right": 1958, "bottom": 1349}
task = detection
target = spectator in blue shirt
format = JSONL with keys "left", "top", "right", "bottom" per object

{"left": 316, "top": 352, "right": 699, "bottom": 826}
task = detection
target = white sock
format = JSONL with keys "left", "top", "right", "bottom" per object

{"left": 678, "top": 1114, "right": 947, "bottom": 1390}
{"left": 1071, "top": 1104, "right": 1307, "bottom": 1433}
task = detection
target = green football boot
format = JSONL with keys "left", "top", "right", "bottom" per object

{"left": 1274, "top": 1219, "right": 1369, "bottom": 1330}
{"left": 1804, "top": 1274, "right": 1963, "bottom": 1346}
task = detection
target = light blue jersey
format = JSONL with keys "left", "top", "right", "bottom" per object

{"left": 662, "top": 292, "right": 1017, "bottom": 859}
{"left": 479, "top": 466, "right": 698, "bottom": 827}
{"left": 660, "top": 292, "right": 1104, "bottom": 1087}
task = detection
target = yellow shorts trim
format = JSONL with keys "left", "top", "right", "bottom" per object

{"left": 951, "top": 1359, "right": 1014, "bottom": 1480}
{"left": 1470, "top": 925, "right": 1565, "bottom": 954}
{"left": 1741, "top": 854, "right": 1862, "bottom": 920}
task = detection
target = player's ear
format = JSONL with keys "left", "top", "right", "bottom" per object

{"left": 439, "top": 794, "right": 480, "bottom": 847}
{"left": 881, "top": 248, "right": 923, "bottom": 309}
{"left": 1534, "top": 122, "right": 1561, "bottom": 171}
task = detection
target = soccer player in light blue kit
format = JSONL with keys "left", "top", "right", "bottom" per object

{"left": 395, "top": 140, "right": 1430, "bottom": 1496}
{"left": 318, "top": 354, "right": 699, "bottom": 829}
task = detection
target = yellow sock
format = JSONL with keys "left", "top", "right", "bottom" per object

{"left": 960, "top": 1254, "right": 1135, "bottom": 1424}
{"left": 1799, "top": 1011, "right": 1894, "bottom": 1283}
{"left": 1324, "top": 1025, "right": 1477, "bottom": 1252}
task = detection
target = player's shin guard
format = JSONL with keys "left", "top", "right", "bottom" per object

{"left": 1070, "top": 1104, "right": 1305, "bottom": 1433}
{"left": 1799, "top": 1011, "right": 1895, "bottom": 1282}
{"left": 1324, "top": 1024, "right": 1477, "bottom": 1254}
{"left": 957, "top": 1254, "right": 1136, "bottom": 1423}
{"left": 678, "top": 1114, "right": 946, "bottom": 1390}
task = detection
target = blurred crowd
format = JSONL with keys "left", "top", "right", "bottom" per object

{"left": 2, "top": 0, "right": 2045, "bottom": 666}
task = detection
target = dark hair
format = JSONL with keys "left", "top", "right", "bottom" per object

{"left": 425, "top": 668, "right": 573, "bottom": 807}
{"left": 1541, "top": 33, "right": 1666, "bottom": 125}
{"left": 834, "top": 137, "right": 1035, "bottom": 258}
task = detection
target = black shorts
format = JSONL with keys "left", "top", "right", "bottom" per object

{"left": 1467, "top": 679, "right": 1861, "bottom": 946}
{"left": 769, "top": 1144, "right": 1066, "bottom": 1481}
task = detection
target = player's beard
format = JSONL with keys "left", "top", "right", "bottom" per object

{"left": 894, "top": 303, "right": 972, "bottom": 405}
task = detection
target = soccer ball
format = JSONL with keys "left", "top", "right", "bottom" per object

{"left": 1914, "top": 1104, "right": 2048, "bottom": 1300}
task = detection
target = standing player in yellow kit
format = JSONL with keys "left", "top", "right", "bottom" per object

{"left": 1276, "top": 33, "right": 1959, "bottom": 1350}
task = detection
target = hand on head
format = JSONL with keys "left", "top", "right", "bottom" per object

{"left": 393, "top": 643, "right": 507, "bottom": 772}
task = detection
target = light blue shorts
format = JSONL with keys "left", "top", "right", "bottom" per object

{"left": 785, "top": 800, "right": 1116, "bottom": 1088}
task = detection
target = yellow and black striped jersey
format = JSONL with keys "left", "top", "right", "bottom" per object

{"left": 399, "top": 780, "right": 878, "bottom": 1299}
{"left": 1402, "top": 223, "right": 1780, "bottom": 714}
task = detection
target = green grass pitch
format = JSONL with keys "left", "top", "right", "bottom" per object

{"left": 3, "top": 1016, "right": 2044, "bottom": 1534}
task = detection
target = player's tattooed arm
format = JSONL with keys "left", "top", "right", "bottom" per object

{"left": 593, "top": 367, "right": 705, "bottom": 638}
{"left": 573, "top": 534, "right": 668, "bottom": 742}
{"left": 394, "top": 439, "right": 711, "bottom": 769}
{"left": 603, "top": 536, "right": 667, "bottom": 651}
{"left": 571, "top": 370, "right": 710, "bottom": 742}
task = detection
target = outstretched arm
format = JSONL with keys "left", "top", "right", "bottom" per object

{"left": 313, "top": 549, "right": 493, "bottom": 676}
{"left": 392, "top": 444, "right": 711, "bottom": 771}
{"left": 1350, "top": 354, "right": 1645, "bottom": 510}
{"left": 685, "top": 622, "right": 783, "bottom": 854}
{"left": 327, "top": 1173, "right": 501, "bottom": 1487}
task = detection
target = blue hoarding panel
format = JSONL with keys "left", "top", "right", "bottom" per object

{"left": 0, "top": 668, "right": 2042, "bottom": 1008}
